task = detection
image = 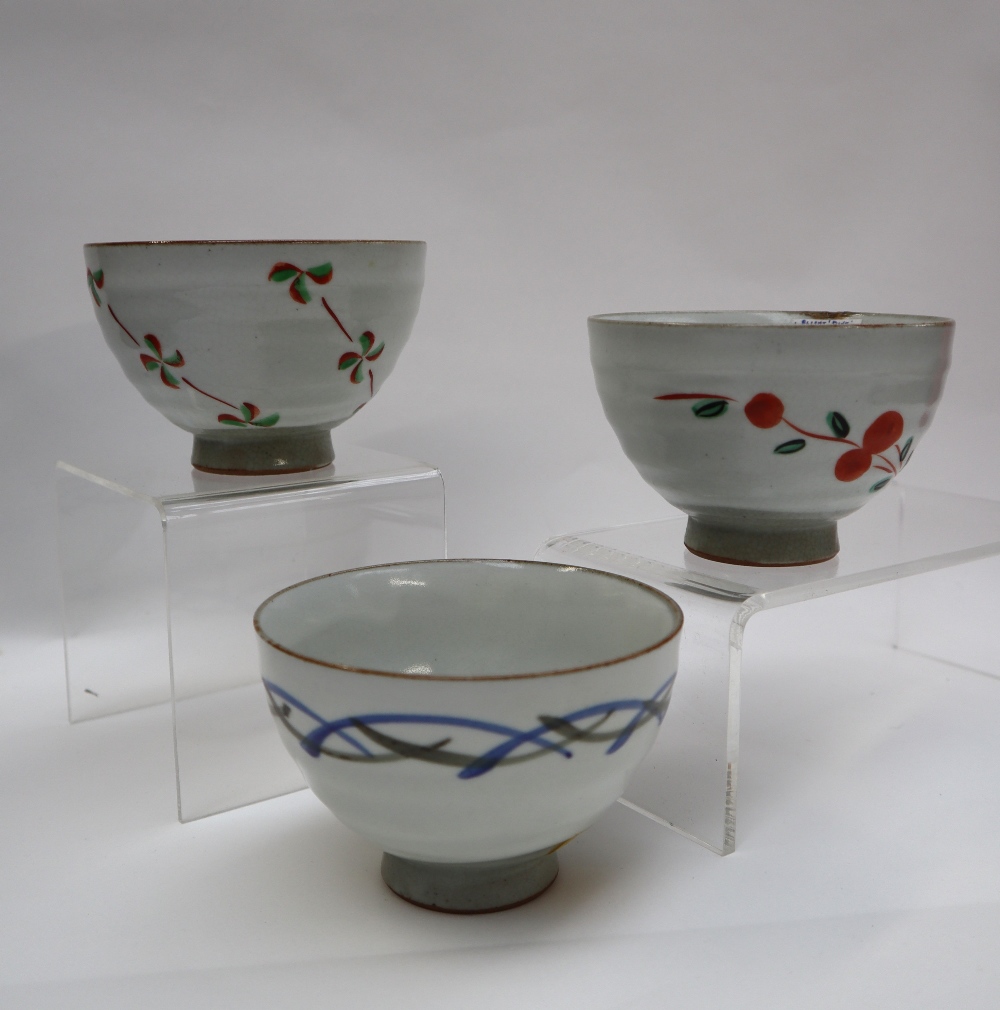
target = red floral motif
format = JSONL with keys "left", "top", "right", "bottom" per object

{"left": 99, "top": 287, "right": 281, "bottom": 425}
{"left": 218, "top": 402, "right": 280, "bottom": 428}
{"left": 339, "top": 331, "right": 385, "bottom": 396}
{"left": 139, "top": 334, "right": 185, "bottom": 388}
{"left": 87, "top": 268, "right": 104, "bottom": 307}
{"left": 833, "top": 412, "right": 904, "bottom": 481}
{"left": 862, "top": 411, "right": 904, "bottom": 453}
{"left": 744, "top": 392, "right": 784, "bottom": 429}
{"left": 268, "top": 261, "right": 333, "bottom": 304}
{"left": 91, "top": 256, "right": 384, "bottom": 432}
{"left": 656, "top": 390, "right": 912, "bottom": 492}
{"left": 268, "top": 263, "right": 387, "bottom": 403}
{"left": 833, "top": 448, "right": 873, "bottom": 482}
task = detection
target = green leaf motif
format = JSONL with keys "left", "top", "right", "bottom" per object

{"left": 292, "top": 275, "right": 311, "bottom": 303}
{"left": 220, "top": 418, "right": 246, "bottom": 427}
{"left": 269, "top": 269, "right": 298, "bottom": 283}
{"left": 161, "top": 368, "right": 180, "bottom": 388}
{"left": 774, "top": 439, "right": 806, "bottom": 454}
{"left": 870, "top": 477, "right": 892, "bottom": 493}
{"left": 339, "top": 353, "right": 361, "bottom": 370}
{"left": 307, "top": 263, "right": 332, "bottom": 282}
{"left": 692, "top": 399, "right": 729, "bottom": 418}
{"left": 87, "top": 269, "right": 104, "bottom": 306}
{"left": 162, "top": 352, "right": 184, "bottom": 367}
{"left": 826, "top": 411, "right": 850, "bottom": 439}
{"left": 240, "top": 403, "right": 254, "bottom": 422}
{"left": 359, "top": 331, "right": 374, "bottom": 355}
{"left": 367, "top": 341, "right": 385, "bottom": 361}
{"left": 898, "top": 436, "right": 913, "bottom": 464}
{"left": 254, "top": 413, "right": 280, "bottom": 427}
{"left": 143, "top": 359, "right": 160, "bottom": 372}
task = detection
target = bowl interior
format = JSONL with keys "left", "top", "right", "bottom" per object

{"left": 255, "top": 560, "right": 681, "bottom": 679}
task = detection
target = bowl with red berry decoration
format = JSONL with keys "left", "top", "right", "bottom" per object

{"left": 589, "top": 311, "right": 954, "bottom": 565}
{"left": 84, "top": 240, "right": 425, "bottom": 474}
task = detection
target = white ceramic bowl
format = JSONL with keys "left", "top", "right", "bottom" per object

{"left": 255, "top": 559, "right": 682, "bottom": 912}
{"left": 590, "top": 311, "right": 954, "bottom": 565}
{"left": 84, "top": 240, "right": 425, "bottom": 474}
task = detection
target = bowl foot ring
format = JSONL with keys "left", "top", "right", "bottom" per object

{"left": 684, "top": 516, "right": 839, "bottom": 566}
{"left": 191, "top": 427, "right": 334, "bottom": 475}
{"left": 381, "top": 847, "right": 559, "bottom": 913}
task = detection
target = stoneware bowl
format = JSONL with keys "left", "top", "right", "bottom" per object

{"left": 255, "top": 559, "right": 683, "bottom": 913}
{"left": 590, "top": 311, "right": 954, "bottom": 565}
{"left": 84, "top": 240, "right": 425, "bottom": 474}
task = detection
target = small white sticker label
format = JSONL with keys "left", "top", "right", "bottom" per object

{"left": 794, "top": 314, "right": 864, "bottom": 326}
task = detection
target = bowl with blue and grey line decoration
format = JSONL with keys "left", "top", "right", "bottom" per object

{"left": 254, "top": 558, "right": 683, "bottom": 913}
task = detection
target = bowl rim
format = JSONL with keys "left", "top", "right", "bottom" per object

{"left": 254, "top": 558, "right": 684, "bottom": 682}
{"left": 85, "top": 239, "right": 426, "bottom": 248}
{"left": 588, "top": 310, "right": 954, "bottom": 328}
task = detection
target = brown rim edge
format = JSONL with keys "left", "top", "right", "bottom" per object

{"left": 685, "top": 544, "right": 838, "bottom": 568}
{"left": 191, "top": 462, "right": 332, "bottom": 477}
{"left": 588, "top": 310, "right": 955, "bottom": 329}
{"left": 253, "top": 558, "right": 684, "bottom": 682}
{"left": 85, "top": 239, "right": 426, "bottom": 248}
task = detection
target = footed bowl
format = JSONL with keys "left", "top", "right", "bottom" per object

{"left": 255, "top": 559, "right": 683, "bottom": 912}
{"left": 590, "top": 311, "right": 954, "bottom": 565}
{"left": 85, "top": 240, "right": 425, "bottom": 474}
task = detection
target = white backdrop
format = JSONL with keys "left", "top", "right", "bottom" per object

{"left": 3, "top": 4, "right": 1000, "bottom": 1005}
{"left": 3, "top": 0, "right": 998, "bottom": 634}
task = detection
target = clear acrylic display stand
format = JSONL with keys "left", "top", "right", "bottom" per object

{"left": 536, "top": 484, "right": 1000, "bottom": 855}
{"left": 57, "top": 444, "right": 446, "bottom": 822}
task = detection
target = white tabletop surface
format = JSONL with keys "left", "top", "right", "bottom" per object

{"left": 4, "top": 578, "right": 998, "bottom": 1008}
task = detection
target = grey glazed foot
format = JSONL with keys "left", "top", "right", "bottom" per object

{"left": 684, "top": 516, "right": 839, "bottom": 566}
{"left": 191, "top": 427, "right": 334, "bottom": 475}
{"left": 381, "top": 848, "right": 559, "bottom": 913}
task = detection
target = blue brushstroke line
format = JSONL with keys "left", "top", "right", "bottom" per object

{"left": 302, "top": 712, "right": 575, "bottom": 761}
{"left": 605, "top": 672, "right": 676, "bottom": 755}
{"left": 264, "top": 670, "right": 677, "bottom": 772}
{"left": 460, "top": 673, "right": 676, "bottom": 777}
{"left": 460, "top": 700, "right": 641, "bottom": 777}
{"left": 264, "top": 679, "right": 373, "bottom": 757}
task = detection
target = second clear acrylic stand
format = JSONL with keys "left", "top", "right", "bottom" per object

{"left": 57, "top": 444, "right": 446, "bottom": 822}
{"left": 537, "top": 485, "right": 1000, "bottom": 854}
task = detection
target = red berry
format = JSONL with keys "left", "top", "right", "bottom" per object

{"left": 744, "top": 392, "right": 784, "bottom": 428}
{"left": 835, "top": 448, "right": 873, "bottom": 482}
{"left": 862, "top": 411, "right": 904, "bottom": 454}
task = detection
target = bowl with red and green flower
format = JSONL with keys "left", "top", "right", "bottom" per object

{"left": 84, "top": 240, "right": 425, "bottom": 474}
{"left": 589, "top": 311, "right": 954, "bottom": 565}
